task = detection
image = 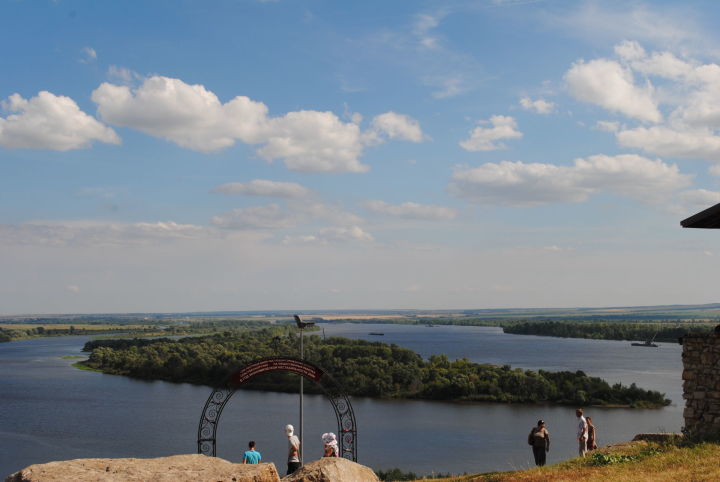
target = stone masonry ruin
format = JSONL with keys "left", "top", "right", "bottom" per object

{"left": 682, "top": 328, "right": 720, "bottom": 437}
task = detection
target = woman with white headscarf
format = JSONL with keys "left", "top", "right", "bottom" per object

{"left": 322, "top": 432, "right": 339, "bottom": 457}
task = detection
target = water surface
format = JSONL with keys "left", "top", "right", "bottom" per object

{"left": 0, "top": 325, "right": 683, "bottom": 477}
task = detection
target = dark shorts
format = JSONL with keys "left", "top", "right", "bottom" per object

{"left": 287, "top": 461, "right": 301, "bottom": 475}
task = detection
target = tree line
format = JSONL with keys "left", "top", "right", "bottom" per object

{"left": 502, "top": 321, "right": 713, "bottom": 342}
{"left": 80, "top": 327, "right": 670, "bottom": 408}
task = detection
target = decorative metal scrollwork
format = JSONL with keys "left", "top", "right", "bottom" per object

{"left": 197, "top": 357, "right": 357, "bottom": 462}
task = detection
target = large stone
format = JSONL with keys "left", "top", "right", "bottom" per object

{"left": 5, "top": 454, "right": 280, "bottom": 482}
{"left": 281, "top": 457, "right": 378, "bottom": 482}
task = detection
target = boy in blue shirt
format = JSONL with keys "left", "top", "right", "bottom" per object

{"left": 243, "top": 441, "right": 261, "bottom": 464}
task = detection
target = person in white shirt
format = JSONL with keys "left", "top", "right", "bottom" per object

{"left": 285, "top": 424, "right": 301, "bottom": 475}
{"left": 576, "top": 408, "right": 588, "bottom": 457}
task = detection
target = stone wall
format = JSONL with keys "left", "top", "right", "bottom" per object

{"left": 682, "top": 328, "right": 720, "bottom": 437}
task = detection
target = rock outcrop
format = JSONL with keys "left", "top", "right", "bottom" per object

{"left": 281, "top": 457, "right": 379, "bottom": 482}
{"left": 5, "top": 454, "right": 281, "bottom": 482}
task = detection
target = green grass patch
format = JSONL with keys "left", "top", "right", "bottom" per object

{"left": 72, "top": 360, "right": 103, "bottom": 372}
{"left": 60, "top": 355, "right": 84, "bottom": 360}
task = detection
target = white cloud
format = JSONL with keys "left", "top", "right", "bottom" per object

{"left": 565, "top": 59, "right": 661, "bottom": 122}
{"left": 92, "top": 76, "right": 269, "bottom": 152}
{"left": 616, "top": 126, "right": 720, "bottom": 161}
{"left": 368, "top": 112, "right": 424, "bottom": 143}
{"left": 614, "top": 40, "right": 646, "bottom": 61}
{"left": 710, "top": 164, "right": 720, "bottom": 177}
{"left": 459, "top": 115, "right": 522, "bottom": 151}
{"left": 427, "top": 75, "right": 466, "bottom": 99}
{"left": 595, "top": 120, "right": 620, "bottom": 132}
{"left": 552, "top": 3, "right": 706, "bottom": 52}
{"left": 413, "top": 13, "right": 441, "bottom": 50}
{"left": 0, "top": 91, "right": 120, "bottom": 150}
{"left": 212, "top": 180, "right": 311, "bottom": 198}
{"left": 211, "top": 202, "right": 364, "bottom": 231}
{"left": 319, "top": 225, "right": 374, "bottom": 243}
{"left": 676, "top": 189, "right": 720, "bottom": 213}
{"left": 107, "top": 65, "right": 142, "bottom": 85}
{"left": 211, "top": 204, "right": 296, "bottom": 230}
{"left": 0, "top": 220, "right": 209, "bottom": 247}
{"left": 449, "top": 154, "right": 691, "bottom": 207}
{"left": 519, "top": 96, "right": 555, "bottom": 114}
{"left": 80, "top": 47, "right": 97, "bottom": 63}
{"left": 364, "top": 200, "right": 457, "bottom": 220}
{"left": 257, "top": 110, "right": 368, "bottom": 173}
{"left": 66, "top": 284, "right": 81, "bottom": 293}
{"left": 282, "top": 225, "right": 374, "bottom": 245}
{"left": 92, "top": 76, "right": 423, "bottom": 173}
{"left": 630, "top": 51, "right": 694, "bottom": 80}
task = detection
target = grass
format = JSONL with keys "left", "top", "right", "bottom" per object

{"left": 60, "top": 355, "right": 84, "bottom": 359}
{"left": 411, "top": 441, "right": 720, "bottom": 482}
{"left": 71, "top": 361, "right": 103, "bottom": 372}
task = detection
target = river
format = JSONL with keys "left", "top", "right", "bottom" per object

{"left": 0, "top": 324, "right": 683, "bottom": 477}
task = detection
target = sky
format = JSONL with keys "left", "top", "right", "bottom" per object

{"left": 2, "top": 0, "right": 720, "bottom": 315}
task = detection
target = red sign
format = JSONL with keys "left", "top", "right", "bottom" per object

{"left": 230, "top": 358, "right": 325, "bottom": 385}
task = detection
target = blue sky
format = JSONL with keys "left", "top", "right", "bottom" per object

{"left": 2, "top": 0, "right": 720, "bottom": 314}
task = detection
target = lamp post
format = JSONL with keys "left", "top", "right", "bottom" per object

{"left": 294, "top": 314, "right": 314, "bottom": 465}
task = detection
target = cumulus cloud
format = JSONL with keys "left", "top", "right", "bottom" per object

{"left": 676, "top": 189, "right": 720, "bottom": 213}
{"left": 519, "top": 96, "right": 555, "bottom": 114}
{"left": 563, "top": 41, "right": 720, "bottom": 167}
{"left": 92, "top": 76, "right": 424, "bottom": 173}
{"left": 0, "top": 91, "right": 120, "bottom": 150}
{"left": 449, "top": 154, "right": 691, "bottom": 207}
{"left": 212, "top": 179, "right": 311, "bottom": 198}
{"left": 565, "top": 58, "right": 661, "bottom": 122}
{"left": 364, "top": 200, "right": 457, "bottom": 220}
{"left": 617, "top": 126, "right": 720, "bottom": 161}
{"left": 367, "top": 112, "right": 425, "bottom": 143}
{"left": 92, "top": 76, "right": 268, "bottom": 151}
{"left": 459, "top": 115, "right": 522, "bottom": 151}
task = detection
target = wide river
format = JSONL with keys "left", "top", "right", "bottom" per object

{"left": 0, "top": 324, "right": 683, "bottom": 477}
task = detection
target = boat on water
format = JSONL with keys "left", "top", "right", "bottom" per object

{"left": 631, "top": 333, "right": 659, "bottom": 348}
{"left": 631, "top": 340, "right": 659, "bottom": 347}
{"left": 369, "top": 332, "right": 385, "bottom": 336}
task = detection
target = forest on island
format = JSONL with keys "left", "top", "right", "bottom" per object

{"left": 81, "top": 327, "right": 670, "bottom": 408}
{"left": 502, "top": 321, "right": 713, "bottom": 342}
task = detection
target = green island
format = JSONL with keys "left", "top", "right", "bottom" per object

{"left": 79, "top": 326, "right": 670, "bottom": 407}
{"left": 501, "top": 320, "right": 714, "bottom": 342}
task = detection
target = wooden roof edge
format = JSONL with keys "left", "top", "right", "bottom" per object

{"left": 681, "top": 202, "right": 720, "bottom": 228}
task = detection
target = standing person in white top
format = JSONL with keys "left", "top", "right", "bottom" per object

{"left": 576, "top": 408, "right": 588, "bottom": 457}
{"left": 285, "top": 424, "right": 301, "bottom": 475}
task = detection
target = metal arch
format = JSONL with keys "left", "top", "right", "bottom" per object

{"left": 197, "top": 356, "right": 357, "bottom": 462}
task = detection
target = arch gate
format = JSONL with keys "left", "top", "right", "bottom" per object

{"left": 197, "top": 357, "right": 357, "bottom": 461}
